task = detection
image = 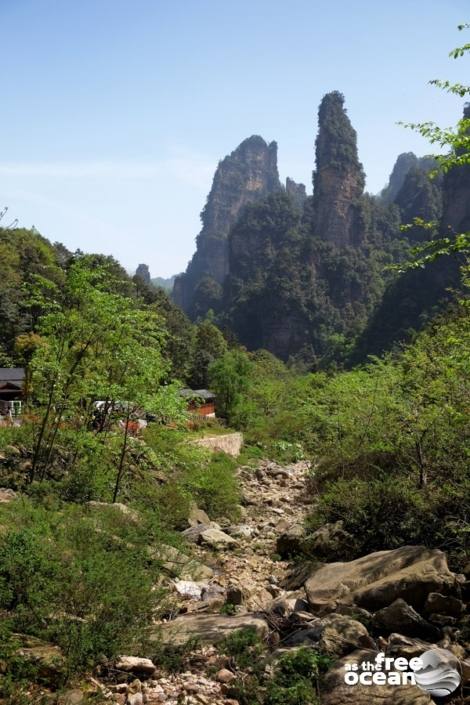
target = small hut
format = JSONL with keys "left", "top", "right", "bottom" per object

{"left": 0, "top": 368, "right": 25, "bottom": 418}
{"left": 180, "top": 389, "right": 216, "bottom": 417}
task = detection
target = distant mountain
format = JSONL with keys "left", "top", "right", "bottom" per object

{"left": 379, "top": 152, "right": 437, "bottom": 204}
{"left": 152, "top": 275, "right": 178, "bottom": 292}
{"left": 135, "top": 263, "right": 151, "bottom": 284}
{"left": 170, "top": 92, "right": 467, "bottom": 365}
{"left": 132, "top": 263, "right": 178, "bottom": 292}
{"left": 172, "top": 135, "right": 282, "bottom": 318}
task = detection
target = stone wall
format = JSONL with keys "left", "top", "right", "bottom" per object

{"left": 191, "top": 432, "right": 243, "bottom": 457}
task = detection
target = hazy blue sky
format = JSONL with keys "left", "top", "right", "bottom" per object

{"left": 0, "top": 0, "right": 468, "bottom": 277}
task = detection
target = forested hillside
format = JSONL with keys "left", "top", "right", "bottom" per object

{"left": 173, "top": 92, "right": 465, "bottom": 366}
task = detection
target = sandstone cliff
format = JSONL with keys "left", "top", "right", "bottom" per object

{"left": 312, "top": 91, "right": 365, "bottom": 246}
{"left": 173, "top": 136, "right": 280, "bottom": 318}
{"left": 135, "top": 263, "right": 151, "bottom": 284}
{"left": 285, "top": 177, "right": 307, "bottom": 211}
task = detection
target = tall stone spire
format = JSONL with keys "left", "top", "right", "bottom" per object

{"left": 312, "top": 91, "right": 365, "bottom": 246}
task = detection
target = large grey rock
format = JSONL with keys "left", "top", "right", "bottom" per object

{"left": 182, "top": 521, "right": 221, "bottom": 543}
{"left": 114, "top": 656, "right": 156, "bottom": 677}
{"left": 155, "top": 613, "right": 269, "bottom": 646}
{"left": 15, "top": 635, "right": 66, "bottom": 686}
{"left": 188, "top": 504, "right": 211, "bottom": 527}
{"left": 303, "top": 520, "right": 356, "bottom": 560}
{"left": 423, "top": 591, "right": 464, "bottom": 617}
{"left": 322, "top": 649, "right": 433, "bottom": 705}
{"left": 173, "top": 580, "right": 205, "bottom": 600}
{"left": 305, "top": 545, "right": 457, "bottom": 613}
{"left": 157, "top": 543, "right": 214, "bottom": 581}
{"left": 373, "top": 599, "right": 441, "bottom": 641}
{"left": 386, "top": 633, "right": 435, "bottom": 660}
{"left": 319, "top": 614, "right": 376, "bottom": 656}
{"left": 276, "top": 523, "right": 305, "bottom": 558}
{"left": 199, "top": 527, "right": 238, "bottom": 549}
{"left": 227, "top": 524, "right": 256, "bottom": 539}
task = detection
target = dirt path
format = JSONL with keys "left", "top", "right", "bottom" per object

{"left": 195, "top": 459, "right": 313, "bottom": 611}
{"left": 100, "top": 459, "right": 314, "bottom": 704}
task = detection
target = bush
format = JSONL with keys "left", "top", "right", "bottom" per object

{"left": 0, "top": 499, "right": 169, "bottom": 674}
{"left": 308, "top": 475, "right": 470, "bottom": 564}
{"left": 221, "top": 627, "right": 265, "bottom": 671}
{"left": 218, "top": 638, "right": 330, "bottom": 705}
{"left": 265, "top": 648, "right": 331, "bottom": 705}
{"left": 144, "top": 426, "right": 240, "bottom": 521}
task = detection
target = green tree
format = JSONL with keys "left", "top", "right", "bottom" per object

{"left": 208, "top": 349, "right": 250, "bottom": 422}
{"left": 189, "top": 319, "right": 227, "bottom": 388}
{"left": 29, "top": 256, "right": 182, "bottom": 495}
{"left": 398, "top": 24, "right": 470, "bottom": 268}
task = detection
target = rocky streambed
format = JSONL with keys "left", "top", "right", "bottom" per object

{"left": 95, "top": 459, "right": 469, "bottom": 705}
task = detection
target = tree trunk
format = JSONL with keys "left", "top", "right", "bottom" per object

{"left": 112, "top": 405, "right": 131, "bottom": 503}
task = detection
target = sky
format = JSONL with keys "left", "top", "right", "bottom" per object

{"left": 0, "top": 0, "right": 468, "bottom": 278}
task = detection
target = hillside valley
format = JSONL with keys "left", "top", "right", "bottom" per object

{"left": 0, "top": 26, "right": 469, "bottom": 705}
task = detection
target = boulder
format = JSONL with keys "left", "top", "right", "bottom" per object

{"left": 319, "top": 614, "right": 376, "bottom": 657}
{"left": 216, "top": 668, "right": 236, "bottom": 684}
{"left": 276, "top": 523, "right": 305, "bottom": 558}
{"left": 305, "top": 545, "right": 457, "bottom": 613}
{"left": 114, "top": 656, "right": 156, "bottom": 677}
{"left": 199, "top": 527, "right": 238, "bottom": 549}
{"left": 156, "top": 543, "right": 214, "bottom": 581}
{"left": 188, "top": 505, "right": 211, "bottom": 527}
{"left": 57, "top": 690, "right": 85, "bottom": 705}
{"left": 373, "top": 599, "right": 441, "bottom": 641}
{"left": 86, "top": 501, "right": 140, "bottom": 523}
{"left": 0, "top": 487, "right": 17, "bottom": 503}
{"left": 423, "top": 592, "right": 464, "bottom": 617}
{"left": 303, "top": 520, "right": 356, "bottom": 560}
{"left": 227, "top": 524, "right": 256, "bottom": 539}
{"left": 182, "top": 522, "right": 220, "bottom": 543}
{"left": 322, "top": 649, "right": 433, "bottom": 705}
{"left": 173, "top": 580, "right": 204, "bottom": 600}
{"left": 15, "top": 635, "right": 66, "bottom": 687}
{"left": 283, "top": 625, "right": 323, "bottom": 647}
{"left": 155, "top": 613, "right": 269, "bottom": 646}
{"left": 386, "top": 633, "right": 435, "bottom": 660}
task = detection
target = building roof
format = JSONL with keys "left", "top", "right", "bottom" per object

{"left": 0, "top": 368, "right": 25, "bottom": 385}
{"left": 180, "top": 388, "right": 216, "bottom": 401}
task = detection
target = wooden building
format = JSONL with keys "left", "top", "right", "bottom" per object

{"left": 180, "top": 389, "right": 216, "bottom": 417}
{"left": 0, "top": 368, "right": 25, "bottom": 418}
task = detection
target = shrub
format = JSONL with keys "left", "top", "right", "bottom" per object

{"left": 220, "top": 627, "right": 265, "bottom": 671}
{"left": 144, "top": 426, "right": 240, "bottom": 521}
{"left": 308, "top": 475, "right": 470, "bottom": 564}
{"left": 265, "top": 648, "right": 332, "bottom": 705}
{"left": 0, "top": 499, "right": 169, "bottom": 674}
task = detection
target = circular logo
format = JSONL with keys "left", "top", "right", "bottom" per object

{"left": 412, "top": 648, "right": 461, "bottom": 697}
